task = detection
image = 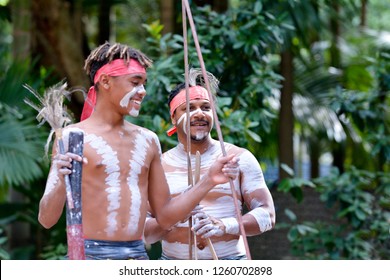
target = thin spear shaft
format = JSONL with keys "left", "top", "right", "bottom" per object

{"left": 195, "top": 151, "right": 218, "bottom": 260}
{"left": 182, "top": 0, "right": 252, "bottom": 260}
{"left": 182, "top": 2, "right": 194, "bottom": 260}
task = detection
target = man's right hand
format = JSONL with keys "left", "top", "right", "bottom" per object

{"left": 207, "top": 154, "right": 240, "bottom": 185}
{"left": 192, "top": 212, "right": 225, "bottom": 238}
{"left": 52, "top": 152, "right": 83, "bottom": 175}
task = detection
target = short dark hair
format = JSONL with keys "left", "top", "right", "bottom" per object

{"left": 167, "top": 82, "right": 186, "bottom": 107}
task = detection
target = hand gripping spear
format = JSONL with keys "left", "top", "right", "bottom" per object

{"left": 181, "top": 0, "right": 252, "bottom": 259}
{"left": 195, "top": 151, "right": 218, "bottom": 260}
{"left": 24, "top": 82, "right": 86, "bottom": 260}
{"left": 182, "top": 5, "right": 218, "bottom": 260}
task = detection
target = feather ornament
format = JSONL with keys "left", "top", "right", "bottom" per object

{"left": 24, "top": 81, "right": 77, "bottom": 209}
{"left": 188, "top": 68, "right": 220, "bottom": 95}
{"left": 24, "top": 82, "right": 73, "bottom": 157}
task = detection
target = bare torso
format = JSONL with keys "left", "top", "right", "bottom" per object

{"left": 161, "top": 140, "right": 250, "bottom": 259}
{"left": 64, "top": 122, "right": 159, "bottom": 241}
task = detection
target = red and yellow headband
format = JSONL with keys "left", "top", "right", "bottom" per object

{"left": 166, "top": 85, "right": 209, "bottom": 136}
{"left": 81, "top": 58, "right": 146, "bottom": 121}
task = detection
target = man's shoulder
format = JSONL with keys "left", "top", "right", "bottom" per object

{"left": 224, "top": 141, "right": 248, "bottom": 155}
{"left": 129, "top": 124, "right": 159, "bottom": 141}
{"left": 62, "top": 124, "right": 85, "bottom": 135}
{"left": 161, "top": 145, "right": 182, "bottom": 158}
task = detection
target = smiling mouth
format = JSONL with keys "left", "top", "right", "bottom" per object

{"left": 191, "top": 121, "right": 208, "bottom": 127}
{"left": 131, "top": 99, "right": 142, "bottom": 105}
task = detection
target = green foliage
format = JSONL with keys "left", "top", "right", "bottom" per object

{"left": 328, "top": 87, "right": 389, "bottom": 171}
{"left": 278, "top": 177, "right": 315, "bottom": 203}
{"left": 40, "top": 243, "right": 67, "bottom": 260}
{"left": 0, "top": 0, "right": 388, "bottom": 261}
{"left": 0, "top": 48, "right": 59, "bottom": 259}
{"left": 284, "top": 167, "right": 390, "bottom": 259}
{"left": 0, "top": 228, "right": 10, "bottom": 260}
{"left": 139, "top": 3, "right": 285, "bottom": 160}
{"left": 0, "top": 53, "right": 50, "bottom": 191}
{"left": 0, "top": 107, "right": 46, "bottom": 188}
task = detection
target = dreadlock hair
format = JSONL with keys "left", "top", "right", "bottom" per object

{"left": 84, "top": 42, "right": 153, "bottom": 83}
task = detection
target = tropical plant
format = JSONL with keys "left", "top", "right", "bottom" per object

{"left": 285, "top": 167, "right": 390, "bottom": 259}
{"left": 0, "top": 47, "right": 58, "bottom": 259}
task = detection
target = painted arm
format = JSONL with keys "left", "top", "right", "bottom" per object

{"left": 147, "top": 141, "right": 239, "bottom": 231}
{"left": 144, "top": 206, "right": 203, "bottom": 244}
{"left": 193, "top": 150, "right": 276, "bottom": 238}
{"left": 38, "top": 136, "right": 83, "bottom": 229}
{"left": 143, "top": 216, "right": 170, "bottom": 245}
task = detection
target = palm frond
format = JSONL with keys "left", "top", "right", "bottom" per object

{"left": 0, "top": 113, "right": 45, "bottom": 187}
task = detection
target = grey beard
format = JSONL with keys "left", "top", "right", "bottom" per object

{"left": 191, "top": 131, "right": 208, "bottom": 141}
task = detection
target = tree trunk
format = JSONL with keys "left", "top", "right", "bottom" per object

{"left": 9, "top": 0, "right": 31, "bottom": 247}
{"left": 211, "top": 0, "right": 228, "bottom": 12}
{"left": 31, "top": 0, "right": 89, "bottom": 118}
{"left": 11, "top": 0, "right": 31, "bottom": 61}
{"left": 98, "top": 0, "right": 111, "bottom": 44}
{"left": 7, "top": 0, "right": 32, "bottom": 252}
{"left": 329, "top": 0, "right": 345, "bottom": 173}
{"left": 309, "top": 138, "right": 320, "bottom": 178}
{"left": 160, "top": 0, "right": 175, "bottom": 34}
{"left": 193, "top": 0, "right": 228, "bottom": 12}
{"left": 278, "top": 50, "right": 295, "bottom": 179}
{"left": 329, "top": 0, "right": 341, "bottom": 68}
{"left": 360, "top": 0, "right": 367, "bottom": 28}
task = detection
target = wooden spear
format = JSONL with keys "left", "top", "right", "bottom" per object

{"left": 182, "top": 0, "right": 252, "bottom": 259}
{"left": 24, "top": 82, "right": 86, "bottom": 259}
{"left": 182, "top": 2, "right": 196, "bottom": 260}
{"left": 195, "top": 151, "right": 218, "bottom": 260}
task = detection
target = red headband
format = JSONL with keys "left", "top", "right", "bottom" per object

{"left": 166, "top": 86, "right": 209, "bottom": 136}
{"left": 80, "top": 59, "right": 146, "bottom": 121}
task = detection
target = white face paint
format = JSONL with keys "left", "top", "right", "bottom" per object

{"left": 176, "top": 108, "right": 214, "bottom": 140}
{"left": 119, "top": 85, "right": 145, "bottom": 117}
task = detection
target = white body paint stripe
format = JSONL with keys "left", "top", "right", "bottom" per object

{"left": 85, "top": 134, "right": 121, "bottom": 237}
{"left": 126, "top": 129, "right": 154, "bottom": 235}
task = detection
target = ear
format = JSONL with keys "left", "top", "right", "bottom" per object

{"left": 171, "top": 115, "right": 176, "bottom": 125}
{"left": 98, "top": 74, "right": 110, "bottom": 89}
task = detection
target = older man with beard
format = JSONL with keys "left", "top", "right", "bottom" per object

{"left": 144, "top": 69, "right": 276, "bottom": 260}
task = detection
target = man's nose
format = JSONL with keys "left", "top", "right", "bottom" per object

{"left": 137, "top": 85, "right": 146, "bottom": 97}
{"left": 192, "top": 108, "right": 205, "bottom": 117}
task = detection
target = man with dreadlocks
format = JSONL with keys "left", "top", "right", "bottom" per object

{"left": 144, "top": 69, "right": 276, "bottom": 260}
{"left": 38, "top": 42, "right": 240, "bottom": 260}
